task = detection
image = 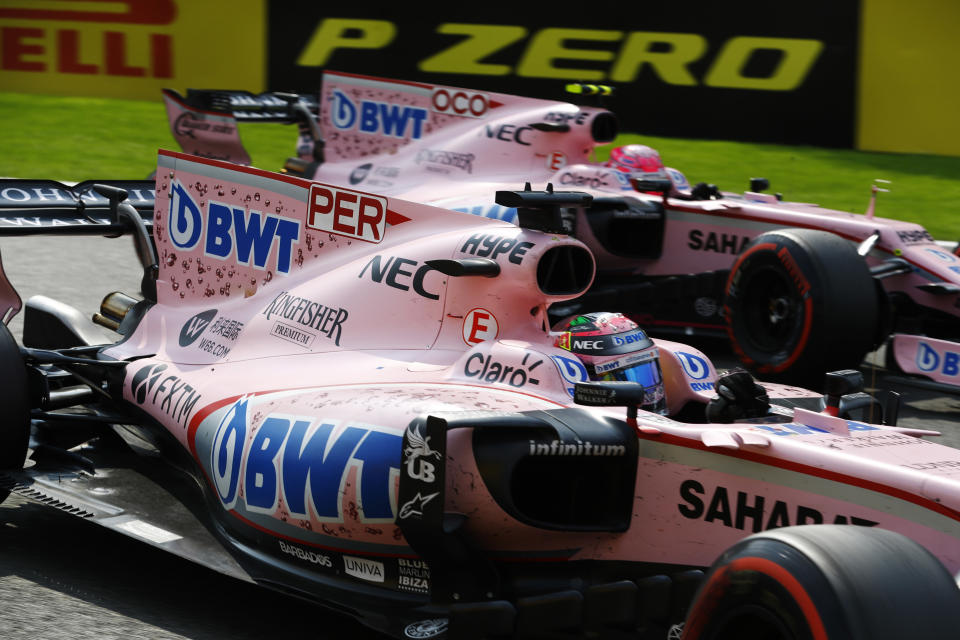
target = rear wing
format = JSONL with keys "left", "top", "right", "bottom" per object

{"left": 162, "top": 72, "right": 620, "bottom": 173}
{"left": 0, "top": 180, "right": 160, "bottom": 311}
{"left": 0, "top": 180, "right": 155, "bottom": 236}
{"left": 161, "top": 88, "right": 322, "bottom": 168}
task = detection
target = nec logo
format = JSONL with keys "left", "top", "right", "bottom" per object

{"left": 308, "top": 184, "right": 387, "bottom": 243}
{"left": 330, "top": 89, "right": 428, "bottom": 139}
{"left": 167, "top": 180, "right": 300, "bottom": 275}
{"left": 573, "top": 339, "right": 603, "bottom": 350}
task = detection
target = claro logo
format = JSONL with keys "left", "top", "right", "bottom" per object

{"left": 297, "top": 19, "right": 824, "bottom": 92}
{"left": 0, "top": 0, "right": 176, "bottom": 78}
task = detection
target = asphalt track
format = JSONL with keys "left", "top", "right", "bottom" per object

{"left": 0, "top": 235, "right": 958, "bottom": 639}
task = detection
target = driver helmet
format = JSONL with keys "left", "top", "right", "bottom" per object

{"left": 606, "top": 144, "right": 665, "bottom": 174}
{"left": 554, "top": 312, "right": 666, "bottom": 414}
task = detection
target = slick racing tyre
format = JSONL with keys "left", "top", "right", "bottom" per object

{"left": 724, "top": 229, "right": 878, "bottom": 389}
{"left": 681, "top": 525, "right": 960, "bottom": 640}
{"left": 0, "top": 321, "right": 30, "bottom": 503}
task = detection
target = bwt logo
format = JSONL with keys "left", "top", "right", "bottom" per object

{"left": 677, "top": 352, "right": 710, "bottom": 380}
{"left": 611, "top": 331, "right": 648, "bottom": 347}
{"left": 551, "top": 354, "right": 590, "bottom": 397}
{"left": 168, "top": 180, "right": 300, "bottom": 275}
{"left": 209, "top": 398, "right": 404, "bottom": 522}
{"left": 916, "top": 342, "right": 960, "bottom": 377}
{"left": 330, "top": 89, "right": 428, "bottom": 139}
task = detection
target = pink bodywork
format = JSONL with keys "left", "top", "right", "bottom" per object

{"left": 161, "top": 71, "right": 960, "bottom": 389}
{"left": 98, "top": 151, "right": 960, "bottom": 581}
{"left": 890, "top": 333, "right": 960, "bottom": 386}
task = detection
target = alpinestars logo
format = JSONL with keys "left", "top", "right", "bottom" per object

{"left": 399, "top": 491, "right": 439, "bottom": 520}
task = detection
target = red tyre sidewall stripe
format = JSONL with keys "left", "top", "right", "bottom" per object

{"left": 682, "top": 556, "right": 829, "bottom": 640}
{"left": 726, "top": 240, "right": 815, "bottom": 373}
{"left": 725, "top": 242, "right": 779, "bottom": 294}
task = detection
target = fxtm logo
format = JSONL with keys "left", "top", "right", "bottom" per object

{"left": 917, "top": 342, "right": 960, "bottom": 377}
{"left": 330, "top": 89, "right": 428, "bottom": 139}
{"left": 130, "top": 363, "right": 202, "bottom": 428}
{"left": 168, "top": 180, "right": 300, "bottom": 275}
{"left": 209, "top": 398, "right": 403, "bottom": 521}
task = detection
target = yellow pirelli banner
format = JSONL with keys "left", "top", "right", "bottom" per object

{"left": 0, "top": 0, "right": 266, "bottom": 98}
{"left": 1, "top": 1, "right": 958, "bottom": 156}
{"left": 859, "top": 0, "right": 960, "bottom": 156}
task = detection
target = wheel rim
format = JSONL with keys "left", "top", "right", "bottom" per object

{"left": 736, "top": 264, "right": 804, "bottom": 355}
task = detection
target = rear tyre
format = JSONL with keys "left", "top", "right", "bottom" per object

{"left": 0, "top": 322, "right": 30, "bottom": 503}
{"left": 681, "top": 525, "right": 960, "bottom": 640}
{"left": 724, "top": 229, "right": 879, "bottom": 389}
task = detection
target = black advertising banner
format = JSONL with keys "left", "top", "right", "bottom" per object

{"left": 267, "top": 3, "right": 859, "bottom": 147}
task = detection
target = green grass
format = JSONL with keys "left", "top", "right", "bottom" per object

{"left": 2, "top": 91, "right": 959, "bottom": 239}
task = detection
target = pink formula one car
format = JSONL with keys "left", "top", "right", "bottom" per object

{"left": 1, "top": 153, "right": 960, "bottom": 638}
{"left": 161, "top": 71, "right": 960, "bottom": 390}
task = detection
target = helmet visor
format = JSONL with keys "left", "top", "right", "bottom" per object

{"left": 597, "top": 359, "right": 660, "bottom": 386}
{"left": 596, "top": 360, "right": 666, "bottom": 414}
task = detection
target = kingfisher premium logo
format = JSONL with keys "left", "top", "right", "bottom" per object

{"left": 262, "top": 290, "right": 348, "bottom": 348}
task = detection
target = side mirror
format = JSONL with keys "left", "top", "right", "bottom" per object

{"left": 574, "top": 380, "right": 646, "bottom": 408}
{"left": 630, "top": 177, "right": 673, "bottom": 195}
{"left": 574, "top": 381, "right": 663, "bottom": 434}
